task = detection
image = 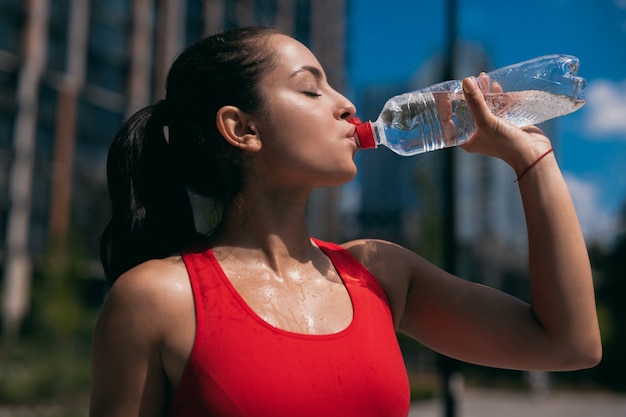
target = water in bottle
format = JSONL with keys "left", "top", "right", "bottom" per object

{"left": 351, "top": 55, "right": 587, "bottom": 156}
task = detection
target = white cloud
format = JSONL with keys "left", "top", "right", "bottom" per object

{"left": 584, "top": 79, "right": 626, "bottom": 138}
{"left": 564, "top": 173, "right": 618, "bottom": 246}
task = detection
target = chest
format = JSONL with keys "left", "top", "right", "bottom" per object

{"left": 168, "top": 247, "right": 411, "bottom": 417}
{"left": 226, "top": 266, "right": 354, "bottom": 335}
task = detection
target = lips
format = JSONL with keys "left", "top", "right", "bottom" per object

{"left": 344, "top": 127, "right": 358, "bottom": 148}
{"left": 345, "top": 123, "right": 357, "bottom": 142}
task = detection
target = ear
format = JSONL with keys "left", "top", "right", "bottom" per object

{"left": 215, "top": 106, "right": 262, "bottom": 152}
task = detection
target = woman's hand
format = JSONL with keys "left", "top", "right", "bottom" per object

{"left": 459, "top": 75, "right": 553, "bottom": 178}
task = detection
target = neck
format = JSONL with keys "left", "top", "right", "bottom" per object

{"left": 208, "top": 187, "right": 317, "bottom": 269}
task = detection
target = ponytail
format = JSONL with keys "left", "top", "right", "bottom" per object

{"left": 100, "top": 26, "right": 282, "bottom": 285}
{"left": 100, "top": 105, "right": 197, "bottom": 285}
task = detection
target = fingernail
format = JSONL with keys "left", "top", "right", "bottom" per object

{"left": 462, "top": 77, "right": 475, "bottom": 94}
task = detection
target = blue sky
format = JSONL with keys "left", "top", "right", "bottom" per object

{"left": 347, "top": 0, "right": 626, "bottom": 246}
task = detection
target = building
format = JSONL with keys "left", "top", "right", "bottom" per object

{"left": 0, "top": 0, "right": 348, "bottom": 339}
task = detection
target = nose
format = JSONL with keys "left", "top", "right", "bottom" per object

{"left": 334, "top": 90, "right": 357, "bottom": 121}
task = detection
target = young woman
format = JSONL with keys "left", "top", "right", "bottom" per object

{"left": 90, "top": 26, "right": 601, "bottom": 417}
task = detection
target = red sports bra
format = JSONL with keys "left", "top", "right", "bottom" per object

{"left": 167, "top": 239, "right": 410, "bottom": 417}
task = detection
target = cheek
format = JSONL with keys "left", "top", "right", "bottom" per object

{"left": 259, "top": 116, "right": 320, "bottom": 153}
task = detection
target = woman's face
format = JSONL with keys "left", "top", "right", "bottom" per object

{"left": 250, "top": 34, "right": 358, "bottom": 189}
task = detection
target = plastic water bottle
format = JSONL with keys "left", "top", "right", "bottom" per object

{"left": 350, "top": 55, "right": 586, "bottom": 156}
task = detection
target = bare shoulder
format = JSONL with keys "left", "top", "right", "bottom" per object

{"left": 96, "top": 256, "right": 192, "bottom": 341}
{"left": 112, "top": 256, "right": 189, "bottom": 293}
{"left": 105, "top": 256, "right": 189, "bottom": 304}
{"left": 340, "top": 239, "right": 429, "bottom": 326}
{"left": 341, "top": 238, "right": 407, "bottom": 257}
{"left": 341, "top": 238, "right": 422, "bottom": 274}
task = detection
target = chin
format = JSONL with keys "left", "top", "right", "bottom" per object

{"left": 326, "top": 168, "right": 357, "bottom": 187}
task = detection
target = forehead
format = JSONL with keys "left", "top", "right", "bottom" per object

{"left": 267, "top": 34, "right": 324, "bottom": 78}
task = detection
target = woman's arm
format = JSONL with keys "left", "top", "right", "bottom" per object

{"left": 90, "top": 260, "right": 188, "bottom": 417}
{"left": 347, "top": 77, "right": 601, "bottom": 372}
{"left": 459, "top": 76, "right": 601, "bottom": 369}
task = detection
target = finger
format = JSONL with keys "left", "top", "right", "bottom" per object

{"left": 522, "top": 125, "right": 545, "bottom": 136}
{"left": 477, "top": 72, "right": 490, "bottom": 93}
{"left": 491, "top": 81, "right": 503, "bottom": 94}
{"left": 462, "top": 77, "right": 493, "bottom": 128}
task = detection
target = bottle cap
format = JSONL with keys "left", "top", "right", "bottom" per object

{"left": 348, "top": 118, "right": 376, "bottom": 149}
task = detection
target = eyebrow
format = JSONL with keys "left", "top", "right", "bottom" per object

{"left": 290, "top": 65, "right": 323, "bottom": 80}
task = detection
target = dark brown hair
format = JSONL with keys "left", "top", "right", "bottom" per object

{"left": 100, "top": 26, "right": 281, "bottom": 284}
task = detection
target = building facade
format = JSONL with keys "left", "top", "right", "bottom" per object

{"left": 0, "top": 0, "right": 348, "bottom": 338}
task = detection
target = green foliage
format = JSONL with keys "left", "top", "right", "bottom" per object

{"left": 28, "top": 256, "right": 97, "bottom": 345}
{"left": 0, "top": 342, "right": 91, "bottom": 404}
{"left": 0, "top": 243, "right": 102, "bottom": 408}
{"left": 0, "top": 406, "right": 86, "bottom": 417}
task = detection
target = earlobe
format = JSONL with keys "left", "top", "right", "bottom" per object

{"left": 216, "top": 106, "right": 262, "bottom": 152}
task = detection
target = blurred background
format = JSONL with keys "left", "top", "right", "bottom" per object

{"left": 0, "top": 0, "right": 625, "bottom": 416}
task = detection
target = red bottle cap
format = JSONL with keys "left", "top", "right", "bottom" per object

{"left": 348, "top": 118, "right": 376, "bottom": 149}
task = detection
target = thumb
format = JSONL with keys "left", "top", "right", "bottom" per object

{"left": 462, "top": 77, "right": 493, "bottom": 128}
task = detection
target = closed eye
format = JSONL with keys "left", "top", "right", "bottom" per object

{"left": 303, "top": 91, "right": 322, "bottom": 97}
